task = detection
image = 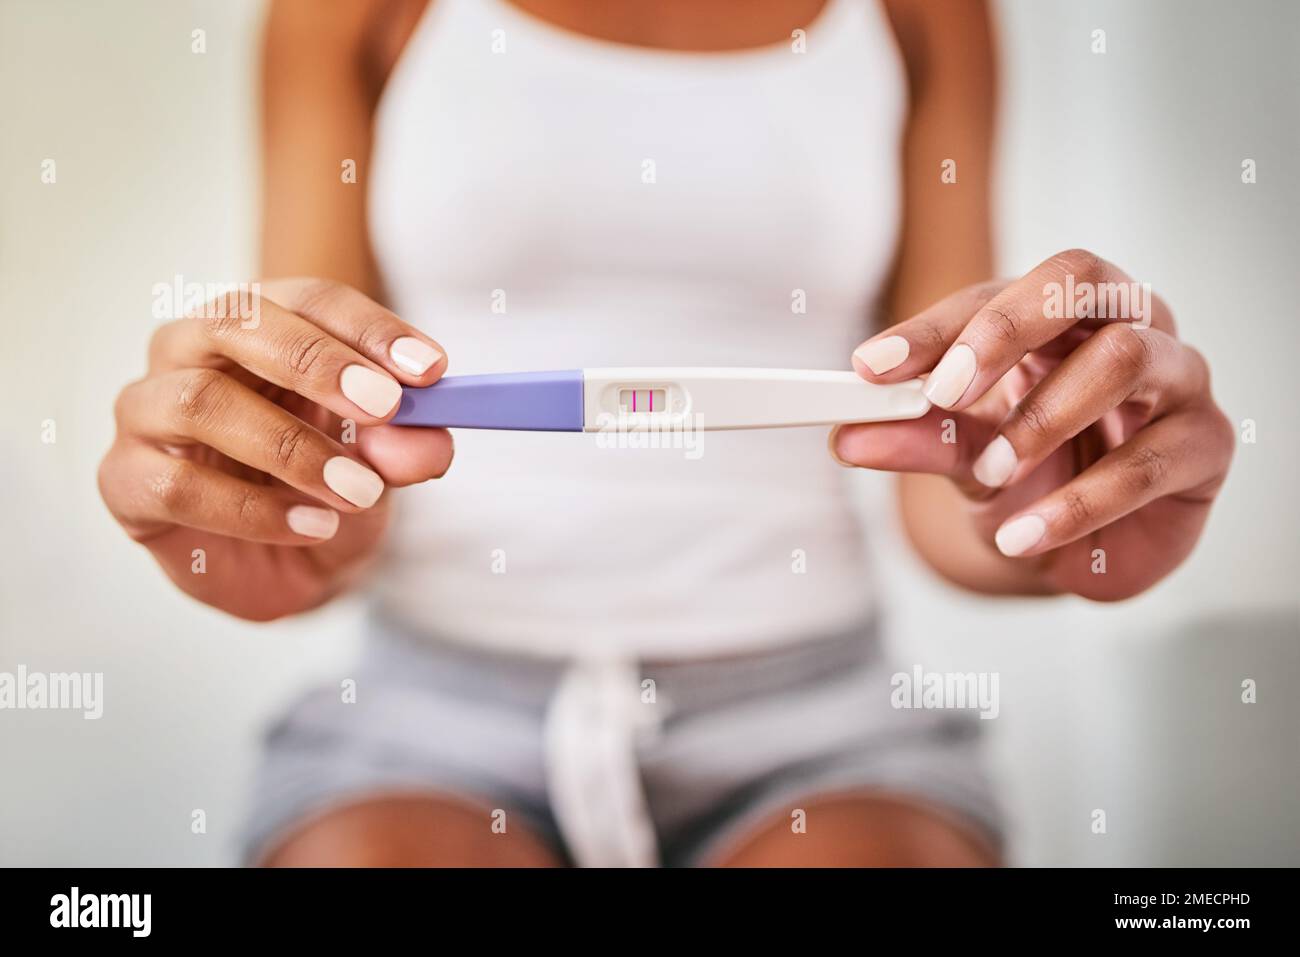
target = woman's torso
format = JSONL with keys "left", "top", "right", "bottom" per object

{"left": 366, "top": 0, "right": 907, "bottom": 657}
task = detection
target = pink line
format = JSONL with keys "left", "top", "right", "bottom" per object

{"left": 632, "top": 390, "right": 637, "bottom": 412}
{"left": 649, "top": 390, "right": 654, "bottom": 412}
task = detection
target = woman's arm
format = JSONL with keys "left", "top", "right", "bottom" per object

{"left": 880, "top": 0, "right": 1048, "bottom": 594}
{"left": 859, "top": 0, "right": 1233, "bottom": 601}
{"left": 260, "top": 0, "right": 383, "bottom": 291}
{"left": 98, "top": 2, "right": 452, "bottom": 622}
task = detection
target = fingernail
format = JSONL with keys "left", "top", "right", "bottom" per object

{"left": 323, "top": 456, "right": 385, "bottom": 508}
{"left": 286, "top": 505, "right": 340, "bottom": 539}
{"left": 973, "top": 435, "right": 1018, "bottom": 488}
{"left": 341, "top": 364, "right": 402, "bottom": 417}
{"left": 995, "top": 514, "right": 1046, "bottom": 557}
{"left": 390, "top": 337, "right": 443, "bottom": 376}
{"left": 923, "top": 343, "right": 977, "bottom": 408}
{"left": 853, "top": 335, "right": 910, "bottom": 375}
{"left": 437, "top": 431, "right": 456, "bottom": 477}
{"left": 828, "top": 426, "right": 855, "bottom": 468}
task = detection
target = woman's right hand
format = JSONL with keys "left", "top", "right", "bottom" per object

{"left": 98, "top": 278, "right": 453, "bottom": 621}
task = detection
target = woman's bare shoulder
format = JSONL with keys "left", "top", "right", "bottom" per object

{"left": 881, "top": 0, "right": 993, "bottom": 85}
{"left": 259, "top": 0, "right": 431, "bottom": 288}
{"left": 264, "top": 0, "right": 429, "bottom": 94}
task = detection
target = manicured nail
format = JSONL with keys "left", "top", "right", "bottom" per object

{"left": 323, "top": 456, "right": 384, "bottom": 508}
{"left": 973, "top": 435, "right": 1018, "bottom": 488}
{"left": 923, "top": 343, "right": 977, "bottom": 408}
{"left": 390, "top": 337, "right": 442, "bottom": 376}
{"left": 853, "top": 335, "right": 910, "bottom": 375}
{"left": 340, "top": 364, "right": 402, "bottom": 417}
{"left": 995, "top": 514, "right": 1047, "bottom": 557}
{"left": 287, "top": 505, "right": 340, "bottom": 539}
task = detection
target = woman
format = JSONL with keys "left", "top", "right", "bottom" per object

{"left": 97, "top": 0, "right": 1232, "bottom": 867}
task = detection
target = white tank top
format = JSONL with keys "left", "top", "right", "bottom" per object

{"left": 367, "top": 0, "right": 907, "bottom": 658}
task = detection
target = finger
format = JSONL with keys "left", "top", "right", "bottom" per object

{"left": 970, "top": 326, "right": 1210, "bottom": 489}
{"left": 355, "top": 424, "right": 455, "bottom": 487}
{"left": 921, "top": 249, "right": 1175, "bottom": 411}
{"left": 116, "top": 369, "right": 386, "bottom": 511}
{"left": 260, "top": 278, "right": 446, "bottom": 384}
{"left": 831, "top": 408, "right": 997, "bottom": 497}
{"left": 98, "top": 440, "right": 345, "bottom": 545}
{"left": 990, "top": 408, "right": 1234, "bottom": 558}
{"left": 851, "top": 281, "right": 1006, "bottom": 381}
{"left": 149, "top": 296, "right": 404, "bottom": 424}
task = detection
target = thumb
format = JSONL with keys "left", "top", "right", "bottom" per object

{"left": 356, "top": 424, "right": 455, "bottom": 487}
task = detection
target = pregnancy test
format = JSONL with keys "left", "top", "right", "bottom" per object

{"left": 391, "top": 368, "right": 930, "bottom": 432}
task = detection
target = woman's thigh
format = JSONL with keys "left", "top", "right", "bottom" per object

{"left": 709, "top": 792, "right": 999, "bottom": 867}
{"left": 261, "top": 793, "right": 564, "bottom": 868}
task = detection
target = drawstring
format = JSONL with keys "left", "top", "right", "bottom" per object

{"left": 543, "top": 655, "right": 661, "bottom": 867}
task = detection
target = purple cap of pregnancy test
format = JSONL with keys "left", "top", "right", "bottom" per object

{"left": 391, "top": 370, "right": 585, "bottom": 431}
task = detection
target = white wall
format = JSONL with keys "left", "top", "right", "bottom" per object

{"left": 1, "top": 0, "right": 1296, "bottom": 866}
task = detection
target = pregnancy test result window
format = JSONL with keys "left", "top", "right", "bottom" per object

{"left": 619, "top": 389, "right": 665, "bottom": 413}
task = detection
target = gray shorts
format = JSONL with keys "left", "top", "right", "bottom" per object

{"left": 241, "top": 615, "right": 1002, "bottom": 866}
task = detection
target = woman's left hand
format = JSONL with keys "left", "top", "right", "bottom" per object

{"left": 834, "top": 249, "right": 1234, "bottom": 600}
